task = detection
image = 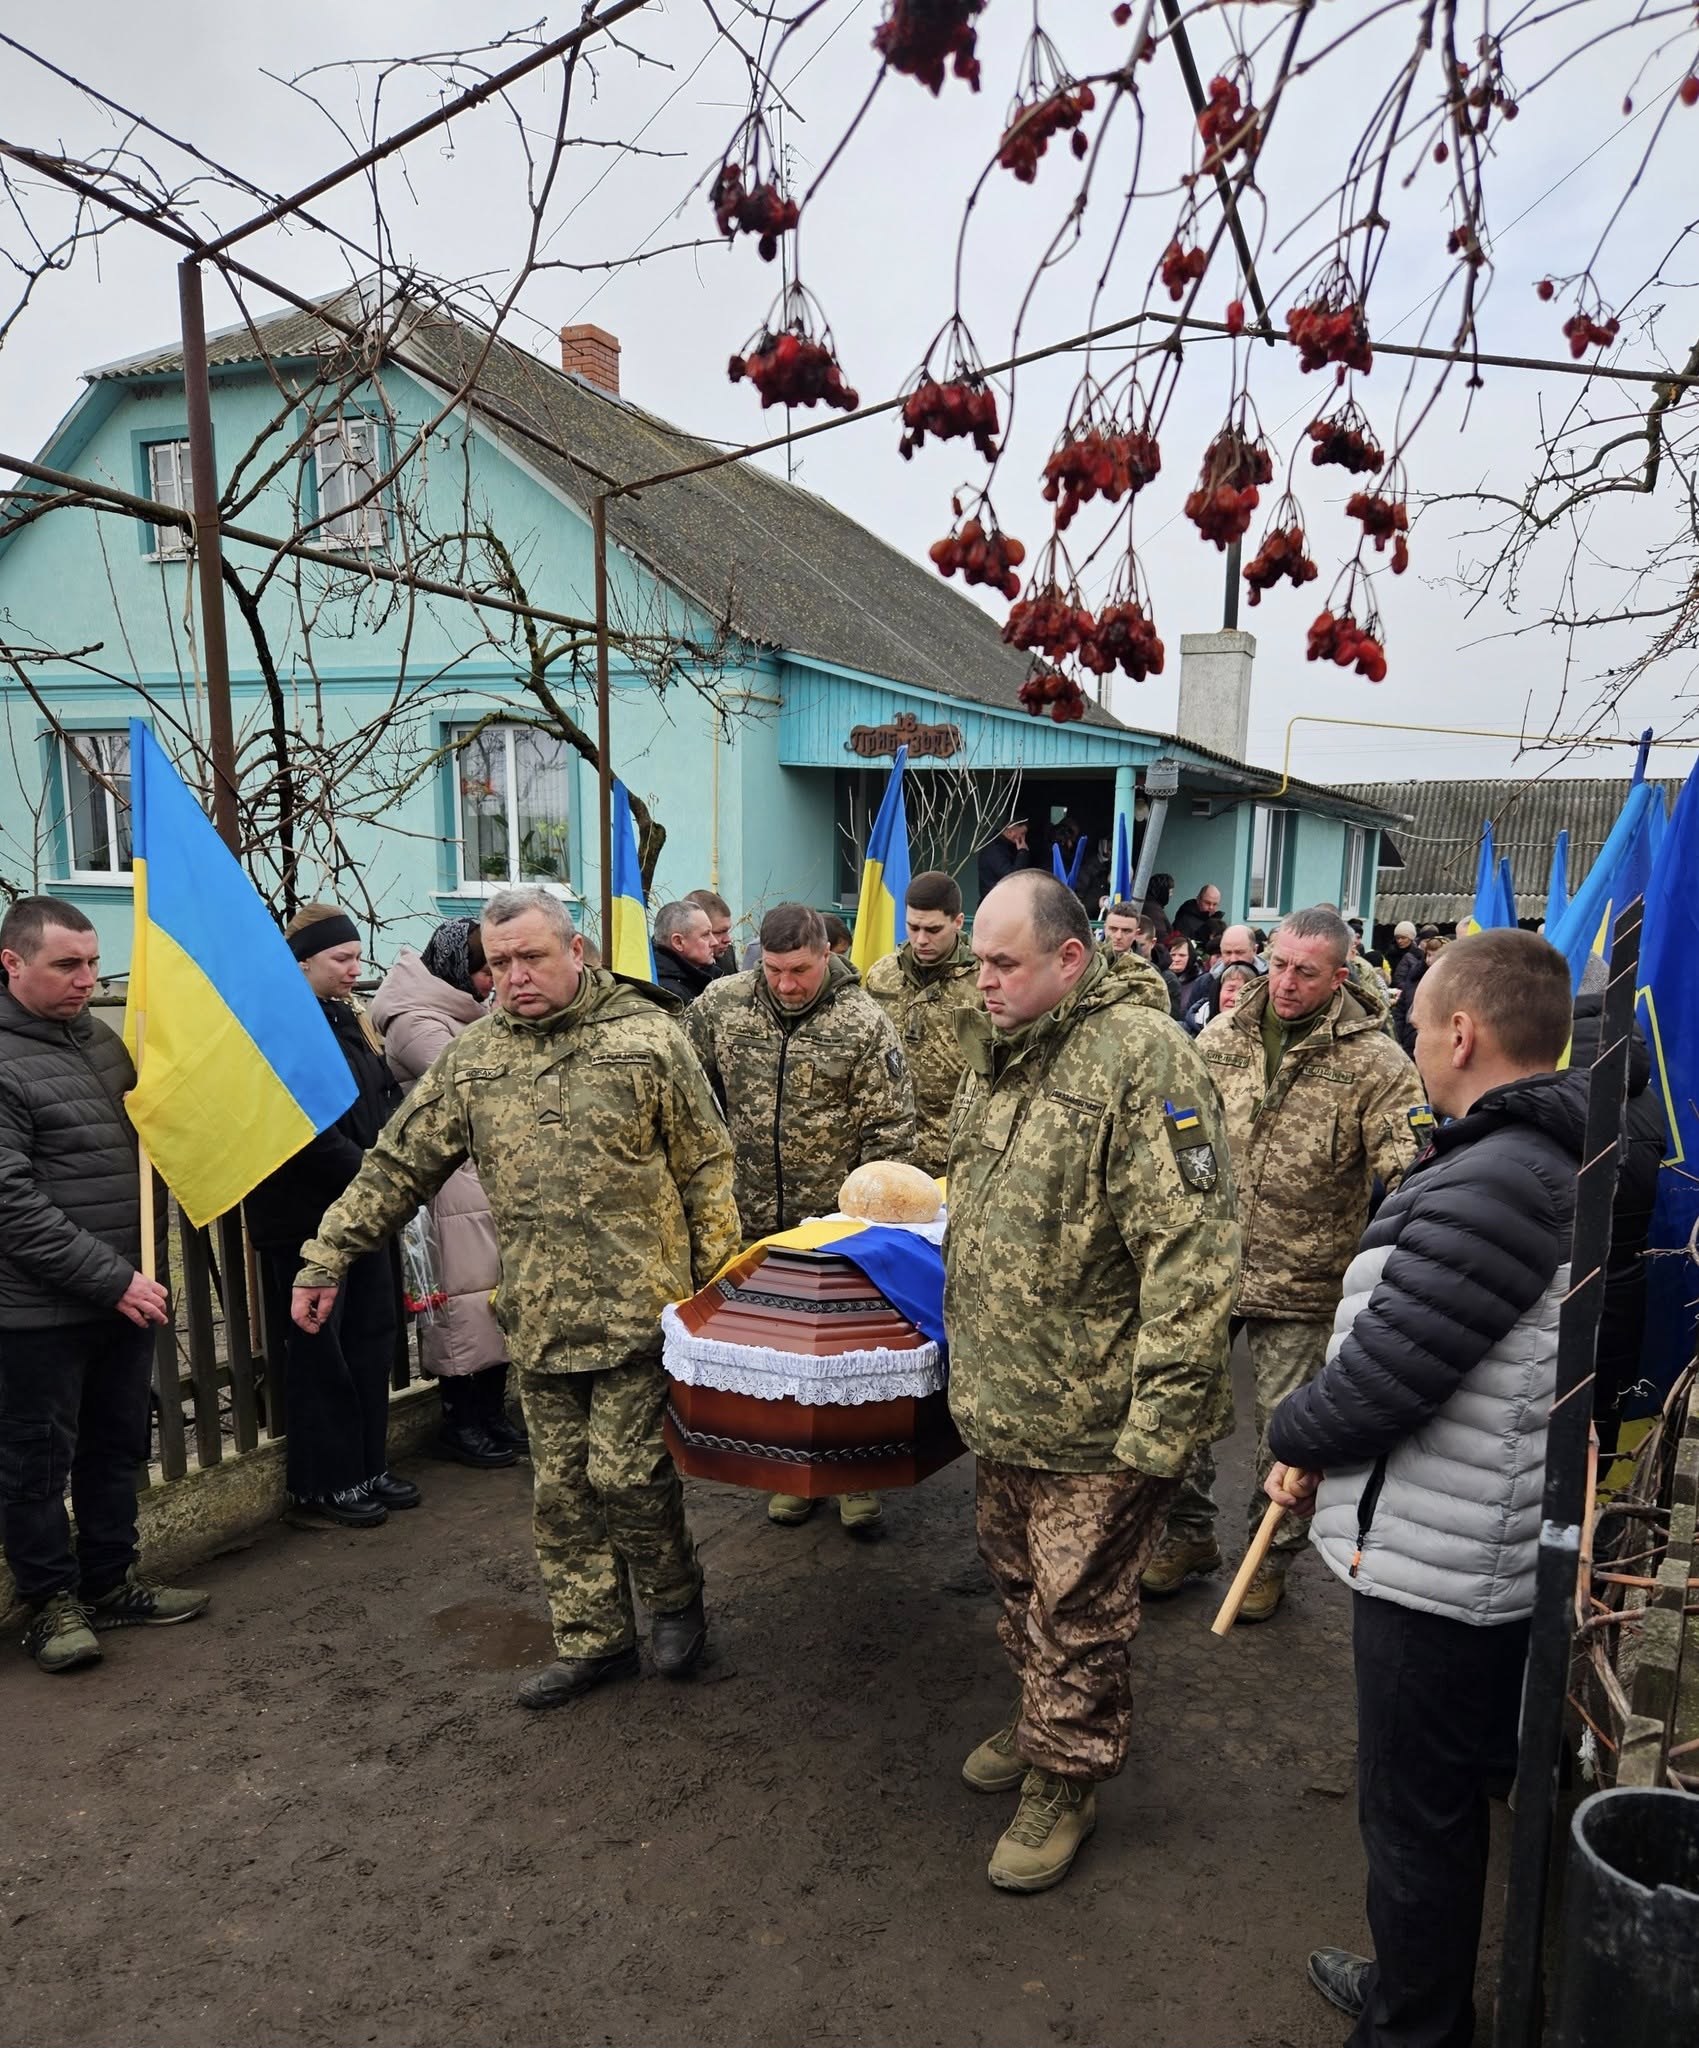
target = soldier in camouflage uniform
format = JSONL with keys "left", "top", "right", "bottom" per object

{"left": 292, "top": 887, "right": 740, "bottom": 1709}
{"left": 686, "top": 902, "right": 916, "bottom": 1534}
{"left": 862, "top": 869, "right": 983, "bottom": 1179}
{"left": 945, "top": 873, "right": 1241, "bottom": 1893}
{"left": 1145, "top": 904, "right": 1428, "bottom": 1621}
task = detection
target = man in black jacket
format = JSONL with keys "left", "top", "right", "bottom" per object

{"left": 1263, "top": 928, "right": 1582, "bottom": 2048}
{"left": 652, "top": 900, "right": 720, "bottom": 1006}
{"left": 0, "top": 898, "right": 208, "bottom": 1674}
{"left": 976, "top": 819, "right": 1031, "bottom": 900}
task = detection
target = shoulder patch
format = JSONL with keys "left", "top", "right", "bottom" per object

{"left": 885, "top": 1048, "right": 904, "bottom": 1082}
{"left": 1408, "top": 1102, "right": 1436, "bottom": 1136}
{"left": 1164, "top": 1101, "right": 1219, "bottom": 1192}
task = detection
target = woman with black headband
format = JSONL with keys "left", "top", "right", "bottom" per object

{"left": 245, "top": 903, "right": 408, "bottom": 1529}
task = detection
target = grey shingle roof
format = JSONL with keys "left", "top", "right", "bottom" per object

{"left": 1337, "top": 775, "right": 1686, "bottom": 924}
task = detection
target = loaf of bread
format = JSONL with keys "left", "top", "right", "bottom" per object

{"left": 837, "top": 1160, "right": 943, "bottom": 1224}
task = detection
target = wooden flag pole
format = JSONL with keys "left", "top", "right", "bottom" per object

{"left": 139, "top": 1145, "right": 158, "bottom": 1282}
{"left": 1211, "top": 1500, "right": 1285, "bottom": 1637}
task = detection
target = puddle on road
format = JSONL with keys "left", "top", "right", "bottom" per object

{"left": 431, "top": 1599, "right": 553, "bottom": 1670}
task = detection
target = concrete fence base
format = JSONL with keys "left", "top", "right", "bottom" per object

{"left": 1, "top": 1381, "right": 442, "bottom": 1626}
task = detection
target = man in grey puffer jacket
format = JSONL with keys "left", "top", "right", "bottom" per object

{"left": 1264, "top": 929, "right": 1583, "bottom": 2048}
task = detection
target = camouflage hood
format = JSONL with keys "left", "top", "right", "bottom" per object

{"left": 1220, "top": 971, "right": 1385, "bottom": 1050}
{"left": 492, "top": 965, "right": 680, "bottom": 1040}
{"left": 957, "top": 944, "right": 1169, "bottom": 1082}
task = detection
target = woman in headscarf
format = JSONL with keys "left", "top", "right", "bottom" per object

{"left": 246, "top": 904, "right": 409, "bottom": 1529}
{"left": 370, "top": 918, "right": 520, "bottom": 1470}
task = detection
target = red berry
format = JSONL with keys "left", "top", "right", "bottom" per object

{"left": 1536, "top": 278, "right": 1555, "bottom": 301}
{"left": 1681, "top": 76, "right": 1699, "bottom": 108}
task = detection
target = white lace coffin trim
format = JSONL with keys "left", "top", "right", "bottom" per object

{"left": 660, "top": 1304, "right": 945, "bottom": 1407}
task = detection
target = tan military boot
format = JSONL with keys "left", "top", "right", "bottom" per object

{"left": 837, "top": 1492, "right": 884, "bottom": 1536}
{"left": 1141, "top": 1528, "right": 1223, "bottom": 1597}
{"left": 987, "top": 1769, "right": 1097, "bottom": 1892}
{"left": 1236, "top": 1554, "right": 1292, "bottom": 1623}
{"left": 962, "top": 1711, "right": 1026, "bottom": 1793}
{"left": 767, "top": 1493, "right": 815, "bottom": 1525}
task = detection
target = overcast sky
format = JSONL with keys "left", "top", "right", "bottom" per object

{"left": 2, "top": 1, "right": 1694, "bottom": 786}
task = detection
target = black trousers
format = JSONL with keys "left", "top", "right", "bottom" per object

{"left": 0, "top": 1316, "right": 153, "bottom": 1606}
{"left": 438, "top": 1362, "right": 509, "bottom": 1424}
{"left": 1351, "top": 1593, "right": 1530, "bottom": 2048}
{"left": 260, "top": 1244, "right": 398, "bottom": 1500}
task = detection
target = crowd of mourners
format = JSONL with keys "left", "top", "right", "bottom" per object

{"left": 0, "top": 807, "right": 1657, "bottom": 2048}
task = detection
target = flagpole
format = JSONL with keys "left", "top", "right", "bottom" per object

{"left": 133, "top": 1006, "right": 157, "bottom": 1283}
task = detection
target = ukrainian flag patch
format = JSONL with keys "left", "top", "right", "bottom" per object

{"left": 1408, "top": 1103, "right": 1436, "bottom": 1135}
{"left": 1163, "top": 1102, "right": 1218, "bottom": 1191}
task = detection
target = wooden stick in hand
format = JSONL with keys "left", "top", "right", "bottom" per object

{"left": 1211, "top": 1499, "right": 1286, "bottom": 1637}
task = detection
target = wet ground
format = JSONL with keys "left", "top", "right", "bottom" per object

{"left": 0, "top": 1357, "right": 1510, "bottom": 2046}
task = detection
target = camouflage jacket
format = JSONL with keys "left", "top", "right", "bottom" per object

{"left": 1195, "top": 974, "right": 1427, "bottom": 1320}
{"left": 943, "top": 949, "right": 1241, "bottom": 1478}
{"left": 684, "top": 955, "right": 917, "bottom": 1240}
{"left": 863, "top": 937, "right": 984, "bottom": 1177}
{"left": 295, "top": 970, "right": 740, "bottom": 1375}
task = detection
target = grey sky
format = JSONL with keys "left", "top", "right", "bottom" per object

{"left": 2, "top": 2, "right": 1693, "bottom": 784}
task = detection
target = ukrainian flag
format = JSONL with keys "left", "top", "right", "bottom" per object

{"left": 1546, "top": 764, "right": 1664, "bottom": 992}
{"left": 122, "top": 722, "right": 355, "bottom": 1227}
{"left": 850, "top": 744, "right": 911, "bottom": 978}
{"left": 608, "top": 777, "right": 655, "bottom": 981}
{"left": 1457, "top": 820, "right": 1503, "bottom": 934}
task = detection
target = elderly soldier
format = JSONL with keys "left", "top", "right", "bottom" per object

{"left": 863, "top": 870, "right": 983, "bottom": 1180}
{"left": 686, "top": 902, "right": 916, "bottom": 1534}
{"left": 292, "top": 887, "right": 739, "bottom": 1709}
{"left": 947, "top": 872, "right": 1240, "bottom": 1893}
{"left": 1144, "top": 904, "right": 1427, "bottom": 1621}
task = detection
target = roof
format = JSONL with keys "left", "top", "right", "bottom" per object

{"left": 1336, "top": 775, "right": 1687, "bottom": 923}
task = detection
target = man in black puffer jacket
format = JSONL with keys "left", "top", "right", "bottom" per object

{"left": 0, "top": 898, "right": 208, "bottom": 1675}
{"left": 1263, "top": 929, "right": 1584, "bottom": 2048}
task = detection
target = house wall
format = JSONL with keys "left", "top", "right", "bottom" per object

{"left": 1141, "top": 806, "right": 1241, "bottom": 917}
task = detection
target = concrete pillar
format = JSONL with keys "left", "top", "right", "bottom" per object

{"left": 1112, "top": 763, "right": 1136, "bottom": 899}
{"left": 1177, "top": 629, "right": 1256, "bottom": 763}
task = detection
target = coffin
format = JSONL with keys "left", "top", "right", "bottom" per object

{"left": 661, "top": 1243, "right": 964, "bottom": 1497}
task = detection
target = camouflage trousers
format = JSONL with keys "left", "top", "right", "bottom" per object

{"left": 1166, "top": 1316, "right": 1334, "bottom": 1556}
{"left": 975, "top": 1457, "right": 1178, "bottom": 1782}
{"left": 520, "top": 1358, "right": 702, "bottom": 1658}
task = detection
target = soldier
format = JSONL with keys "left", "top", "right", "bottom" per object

{"left": 1144, "top": 904, "right": 1427, "bottom": 1621}
{"left": 686, "top": 902, "right": 916, "bottom": 1535}
{"left": 863, "top": 870, "right": 983, "bottom": 1180}
{"left": 291, "top": 886, "right": 740, "bottom": 1709}
{"left": 946, "top": 872, "right": 1240, "bottom": 1893}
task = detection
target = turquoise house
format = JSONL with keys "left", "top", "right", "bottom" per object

{"left": 0, "top": 286, "right": 1398, "bottom": 971}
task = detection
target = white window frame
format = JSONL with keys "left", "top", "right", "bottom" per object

{"left": 312, "top": 415, "right": 387, "bottom": 548}
{"left": 1249, "top": 805, "right": 1291, "bottom": 921}
{"left": 449, "top": 722, "right": 577, "bottom": 898}
{"left": 1342, "top": 826, "right": 1367, "bottom": 919}
{"left": 146, "top": 440, "right": 192, "bottom": 558}
{"left": 58, "top": 730, "right": 133, "bottom": 882}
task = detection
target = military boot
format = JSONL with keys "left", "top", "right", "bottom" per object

{"left": 1236, "top": 1554, "right": 1292, "bottom": 1623}
{"left": 837, "top": 1492, "right": 884, "bottom": 1537}
{"left": 516, "top": 1645, "right": 640, "bottom": 1709}
{"left": 962, "top": 1711, "right": 1026, "bottom": 1793}
{"left": 767, "top": 1493, "right": 815, "bottom": 1525}
{"left": 1141, "top": 1528, "right": 1223, "bottom": 1597}
{"left": 21, "top": 1591, "right": 102, "bottom": 1673}
{"left": 987, "top": 1769, "right": 1097, "bottom": 1893}
{"left": 650, "top": 1590, "right": 708, "bottom": 1679}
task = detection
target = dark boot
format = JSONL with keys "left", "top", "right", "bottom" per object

{"left": 476, "top": 1364, "right": 528, "bottom": 1452}
{"left": 650, "top": 1589, "right": 708, "bottom": 1678}
{"left": 365, "top": 1471, "right": 422, "bottom": 1510}
{"left": 516, "top": 1645, "right": 640, "bottom": 1710}
{"left": 287, "top": 1487, "right": 388, "bottom": 1530}
{"left": 435, "top": 1375, "right": 516, "bottom": 1468}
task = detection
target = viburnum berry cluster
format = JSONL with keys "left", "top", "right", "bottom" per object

{"left": 1079, "top": 600, "right": 1165, "bottom": 681}
{"left": 1160, "top": 238, "right": 1208, "bottom": 302}
{"left": 873, "top": 0, "right": 983, "bottom": 95}
{"left": 1286, "top": 274, "right": 1373, "bottom": 377}
{"left": 1307, "top": 401, "right": 1385, "bottom": 474}
{"left": 729, "top": 326, "right": 858, "bottom": 412}
{"left": 1003, "top": 582, "right": 1095, "bottom": 660}
{"left": 929, "top": 511, "right": 1025, "bottom": 598}
{"left": 1041, "top": 420, "right": 1161, "bottom": 530}
{"left": 1243, "top": 508, "right": 1319, "bottom": 606}
{"left": 709, "top": 164, "right": 799, "bottom": 261}
{"left": 1307, "top": 609, "right": 1388, "bottom": 683}
{"left": 1562, "top": 312, "right": 1620, "bottom": 357}
{"left": 900, "top": 377, "right": 1000, "bottom": 460}
{"left": 998, "top": 82, "right": 1096, "bottom": 181}
{"left": 1346, "top": 490, "right": 1410, "bottom": 573}
{"left": 1019, "top": 666, "right": 1090, "bottom": 723}
{"left": 1197, "top": 73, "right": 1257, "bottom": 169}
{"left": 1184, "top": 425, "right": 1274, "bottom": 548}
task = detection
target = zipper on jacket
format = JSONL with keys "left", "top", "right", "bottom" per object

{"left": 771, "top": 1032, "right": 789, "bottom": 1232}
{"left": 1350, "top": 1455, "right": 1389, "bottom": 1578}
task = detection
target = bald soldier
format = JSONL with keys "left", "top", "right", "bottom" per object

{"left": 292, "top": 887, "right": 740, "bottom": 1708}
{"left": 945, "top": 872, "right": 1241, "bottom": 1893}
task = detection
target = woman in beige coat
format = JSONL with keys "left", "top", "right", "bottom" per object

{"left": 370, "top": 919, "right": 521, "bottom": 1469}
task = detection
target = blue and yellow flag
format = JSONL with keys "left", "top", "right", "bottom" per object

{"left": 715, "top": 1214, "right": 946, "bottom": 1350}
{"left": 608, "top": 777, "right": 655, "bottom": 981}
{"left": 1458, "top": 820, "right": 1506, "bottom": 934}
{"left": 1546, "top": 769, "right": 1664, "bottom": 992}
{"left": 1545, "top": 828, "right": 1569, "bottom": 926}
{"left": 122, "top": 722, "right": 355, "bottom": 1226}
{"left": 850, "top": 744, "right": 910, "bottom": 978}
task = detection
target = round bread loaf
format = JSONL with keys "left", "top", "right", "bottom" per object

{"left": 838, "top": 1159, "right": 943, "bottom": 1224}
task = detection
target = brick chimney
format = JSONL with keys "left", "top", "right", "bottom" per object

{"left": 559, "top": 324, "right": 620, "bottom": 395}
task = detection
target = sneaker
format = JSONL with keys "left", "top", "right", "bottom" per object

{"left": 987, "top": 1769, "right": 1097, "bottom": 1893}
{"left": 767, "top": 1493, "right": 816, "bottom": 1525}
{"left": 837, "top": 1492, "right": 884, "bottom": 1537}
{"left": 85, "top": 1567, "right": 210, "bottom": 1629}
{"left": 962, "top": 1711, "right": 1026, "bottom": 1793}
{"left": 1141, "top": 1529, "right": 1223, "bottom": 1597}
{"left": 1307, "top": 1948, "right": 1371, "bottom": 2019}
{"left": 1236, "top": 1555, "right": 1291, "bottom": 1624}
{"left": 21, "top": 1590, "right": 102, "bottom": 1673}
{"left": 286, "top": 1487, "right": 388, "bottom": 1530}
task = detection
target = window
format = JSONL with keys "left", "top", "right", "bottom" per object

{"left": 146, "top": 440, "right": 192, "bottom": 557}
{"left": 451, "top": 723, "right": 572, "bottom": 890}
{"left": 312, "top": 416, "right": 386, "bottom": 547}
{"left": 1248, "top": 805, "right": 1291, "bottom": 919}
{"left": 60, "top": 731, "right": 133, "bottom": 878}
{"left": 1342, "top": 826, "right": 1367, "bottom": 918}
